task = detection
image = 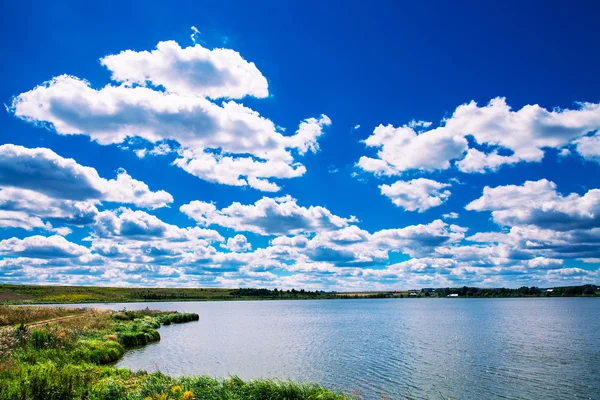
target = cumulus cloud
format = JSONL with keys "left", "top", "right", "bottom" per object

{"left": 373, "top": 220, "right": 467, "bottom": 257}
{"left": 358, "top": 98, "right": 600, "bottom": 176}
{"left": 466, "top": 179, "right": 600, "bottom": 230}
{"left": 222, "top": 234, "right": 252, "bottom": 252}
{"left": 357, "top": 123, "right": 467, "bottom": 175}
{"left": 0, "top": 235, "right": 89, "bottom": 258}
{"left": 466, "top": 224, "right": 600, "bottom": 260}
{"left": 11, "top": 37, "right": 331, "bottom": 191}
{"left": 379, "top": 178, "right": 451, "bottom": 212}
{"left": 0, "top": 144, "right": 172, "bottom": 208}
{"left": 100, "top": 39, "right": 268, "bottom": 99}
{"left": 0, "top": 144, "right": 171, "bottom": 235}
{"left": 0, "top": 188, "right": 98, "bottom": 226}
{"left": 180, "top": 195, "right": 357, "bottom": 236}
{"left": 527, "top": 257, "right": 564, "bottom": 269}
{"left": 6, "top": 37, "right": 600, "bottom": 289}
{"left": 0, "top": 210, "right": 50, "bottom": 231}
{"left": 83, "top": 208, "right": 225, "bottom": 269}
{"left": 574, "top": 132, "right": 600, "bottom": 163}
{"left": 270, "top": 220, "right": 467, "bottom": 266}
{"left": 93, "top": 208, "right": 223, "bottom": 242}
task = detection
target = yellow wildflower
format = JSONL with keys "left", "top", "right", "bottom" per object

{"left": 171, "top": 385, "right": 182, "bottom": 394}
{"left": 181, "top": 390, "right": 194, "bottom": 400}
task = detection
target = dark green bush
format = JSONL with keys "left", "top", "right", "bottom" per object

{"left": 116, "top": 330, "right": 160, "bottom": 348}
{"left": 158, "top": 313, "right": 199, "bottom": 325}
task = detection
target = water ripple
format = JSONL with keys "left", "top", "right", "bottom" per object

{"left": 69, "top": 298, "right": 600, "bottom": 400}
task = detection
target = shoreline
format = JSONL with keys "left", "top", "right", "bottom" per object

{"left": 7, "top": 294, "right": 599, "bottom": 306}
{"left": 0, "top": 305, "right": 351, "bottom": 399}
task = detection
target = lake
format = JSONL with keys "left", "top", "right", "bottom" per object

{"left": 63, "top": 298, "right": 599, "bottom": 399}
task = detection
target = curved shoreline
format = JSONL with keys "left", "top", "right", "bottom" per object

{"left": 0, "top": 306, "right": 352, "bottom": 400}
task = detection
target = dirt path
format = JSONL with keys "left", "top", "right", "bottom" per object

{"left": 26, "top": 313, "right": 87, "bottom": 327}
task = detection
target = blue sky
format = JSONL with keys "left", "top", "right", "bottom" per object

{"left": 0, "top": 0, "right": 599, "bottom": 289}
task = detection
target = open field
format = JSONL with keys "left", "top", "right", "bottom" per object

{"left": 1, "top": 283, "right": 597, "bottom": 305}
{"left": 0, "top": 284, "right": 338, "bottom": 304}
{"left": 0, "top": 284, "right": 234, "bottom": 303}
{"left": 0, "top": 306, "right": 349, "bottom": 400}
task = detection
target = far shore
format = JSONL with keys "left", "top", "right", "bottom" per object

{"left": 1, "top": 283, "right": 598, "bottom": 305}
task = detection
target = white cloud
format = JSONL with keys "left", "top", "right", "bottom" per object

{"left": 190, "top": 26, "right": 200, "bottom": 43}
{"left": 285, "top": 115, "right": 331, "bottom": 155}
{"left": 559, "top": 148, "right": 571, "bottom": 157}
{"left": 0, "top": 210, "right": 50, "bottom": 231}
{"left": 135, "top": 143, "right": 173, "bottom": 159}
{"left": 443, "top": 212, "right": 459, "bottom": 219}
{"left": 0, "top": 187, "right": 98, "bottom": 226}
{"left": 0, "top": 144, "right": 172, "bottom": 209}
{"left": 466, "top": 179, "right": 600, "bottom": 230}
{"left": 408, "top": 120, "right": 432, "bottom": 129}
{"left": 52, "top": 227, "right": 73, "bottom": 236}
{"left": 0, "top": 145, "right": 172, "bottom": 234}
{"left": 379, "top": 178, "right": 451, "bottom": 212}
{"left": 358, "top": 98, "right": 600, "bottom": 175}
{"left": 0, "top": 235, "right": 90, "bottom": 258}
{"left": 11, "top": 38, "right": 331, "bottom": 191}
{"left": 372, "top": 220, "right": 467, "bottom": 257}
{"left": 180, "top": 195, "right": 358, "bottom": 236}
{"left": 357, "top": 123, "right": 467, "bottom": 175}
{"left": 574, "top": 132, "right": 600, "bottom": 163}
{"left": 222, "top": 234, "right": 252, "bottom": 252}
{"left": 173, "top": 149, "right": 299, "bottom": 192}
{"left": 528, "top": 257, "right": 563, "bottom": 269}
{"left": 100, "top": 39, "right": 268, "bottom": 99}
{"left": 93, "top": 207, "right": 223, "bottom": 242}
{"left": 466, "top": 224, "right": 600, "bottom": 260}
{"left": 270, "top": 220, "right": 467, "bottom": 266}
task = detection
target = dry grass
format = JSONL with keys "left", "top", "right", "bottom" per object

{"left": 48, "top": 309, "right": 113, "bottom": 331}
{"left": 0, "top": 305, "right": 86, "bottom": 327}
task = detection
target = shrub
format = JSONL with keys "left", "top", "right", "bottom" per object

{"left": 30, "top": 328, "right": 56, "bottom": 349}
{"left": 0, "top": 362, "right": 91, "bottom": 400}
{"left": 89, "top": 377, "right": 128, "bottom": 400}
{"left": 75, "top": 340, "right": 125, "bottom": 364}
{"left": 117, "top": 330, "right": 160, "bottom": 348}
{"left": 158, "top": 313, "right": 199, "bottom": 325}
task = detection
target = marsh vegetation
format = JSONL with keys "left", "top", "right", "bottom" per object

{"left": 0, "top": 306, "right": 350, "bottom": 400}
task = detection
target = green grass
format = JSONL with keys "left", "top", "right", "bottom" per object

{"left": 0, "top": 284, "right": 236, "bottom": 303}
{"left": 0, "top": 284, "right": 339, "bottom": 304}
{"left": 0, "top": 306, "right": 351, "bottom": 400}
{"left": 0, "top": 364, "right": 350, "bottom": 400}
{"left": 1, "top": 283, "right": 596, "bottom": 305}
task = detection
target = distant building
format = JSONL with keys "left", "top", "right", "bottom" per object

{"left": 409, "top": 292, "right": 418, "bottom": 296}
{"left": 546, "top": 289, "right": 554, "bottom": 292}
{"left": 447, "top": 294, "right": 459, "bottom": 297}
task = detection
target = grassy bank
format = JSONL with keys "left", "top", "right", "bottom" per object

{"left": 0, "top": 284, "right": 338, "bottom": 304}
{"left": 0, "top": 306, "right": 350, "bottom": 400}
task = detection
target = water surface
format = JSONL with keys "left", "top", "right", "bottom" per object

{"left": 65, "top": 298, "right": 599, "bottom": 399}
